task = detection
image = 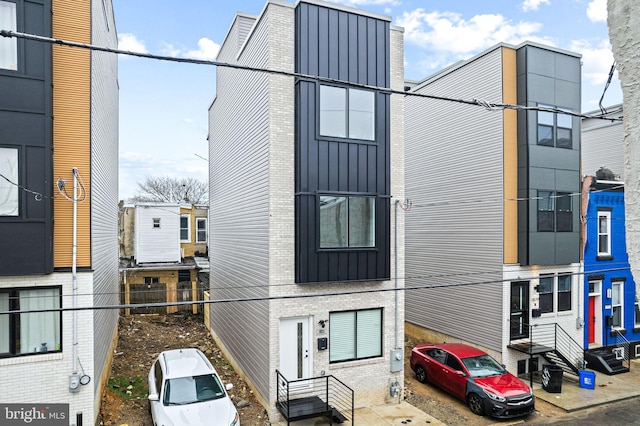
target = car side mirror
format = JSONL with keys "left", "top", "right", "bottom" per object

{"left": 455, "top": 370, "right": 466, "bottom": 377}
{"left": 225, "top": 383, "right": 233, "bottom": 391}
{"left": 148, "top": 393, "right": 159, "bottom": 402}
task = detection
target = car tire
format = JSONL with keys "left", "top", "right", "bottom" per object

{"left": 415, "top": 365, "right": 427, "bottom": 383}
{"left": 467, "top": 393, "right": 484, "bottom": 416}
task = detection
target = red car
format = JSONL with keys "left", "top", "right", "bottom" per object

{"left": 410, "top": 343, "right": 535, "bottom": 419}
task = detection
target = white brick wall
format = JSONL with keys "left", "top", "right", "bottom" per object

{"left": 0, "top": 272, "right": 96, "bottom": 424}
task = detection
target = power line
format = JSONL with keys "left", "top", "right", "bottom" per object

{"left": 1, "top": 266, "right": 631, "bottom": 315}
{"left": 0, "top": 30, "right": 623, "bottom": 122}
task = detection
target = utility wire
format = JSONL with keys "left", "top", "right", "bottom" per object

{"left": 599, "top": 61, "right": 617, "bottom": 115}
{"left": 1, "top": 266, "right": 631, "bottom": 315}
{"left": 0, "top": 30, "right": 623, "bottom": 122}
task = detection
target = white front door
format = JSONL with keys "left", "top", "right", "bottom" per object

{"left": 279, "top": 316, "right": 312, "bottom": 384}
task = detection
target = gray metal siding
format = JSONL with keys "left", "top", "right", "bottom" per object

{"left": 208, "top": 7, "right": 271, "bottom": 401}
{"left": 295, "top": 3, "right": 391, "bottom": 283}
{"left": 517, "top": 45, "right": 581, "bottom": 266}
{"left": 0, "top": 0, "right": 53, "bottom": 275}
{"left": 90, "top": 0, "right": 119, "bottom": 396}
{"left": 405, "top": 48, "right": 505, "bottom": 351}
{"left": 582, "top": 120, "right": 624, "bottom": 178}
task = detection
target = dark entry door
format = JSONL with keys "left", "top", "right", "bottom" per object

{"left": 510, "top": 281, "right": 529, "bottom": 340}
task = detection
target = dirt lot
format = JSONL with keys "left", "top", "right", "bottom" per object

{"left": 100, "top": 314, "right": 565, "bottom": 425}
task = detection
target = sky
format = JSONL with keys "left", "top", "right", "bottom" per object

{"left": 113, "top": 0, "right": 621, "bottom": 201}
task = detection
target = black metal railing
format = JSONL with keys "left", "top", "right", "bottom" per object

{"left": 609, "top": 329, "right": 631, "bottom": 372}
{"left": 276, "top": 370, "right": 354, "bottom": 425}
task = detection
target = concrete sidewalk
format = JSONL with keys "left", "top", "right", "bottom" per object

{"left": 531, "top": 359, "right": 640, "bottom": 412}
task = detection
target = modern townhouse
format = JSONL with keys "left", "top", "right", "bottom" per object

{"left": 405, "top": 42, "right": 584, "bottom": 378}
{"left": 581, "top": 105, "right": 637, "bottom": 373}
{"left": 0, "top": 0, "right": 118, "bottom": 423}
{"left": 208, "top": 0, "right": 404, "bottom": 422}
{"left": 118, "top": 203, "right": 208, "bottom": 315}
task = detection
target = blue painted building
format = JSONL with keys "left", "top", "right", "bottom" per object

{"left": 583, "top": 176, "right": 639, "bottom": 370}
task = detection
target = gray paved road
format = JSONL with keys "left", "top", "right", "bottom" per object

{"left": 535, "top": 397, "right": 640, "bottom": 425}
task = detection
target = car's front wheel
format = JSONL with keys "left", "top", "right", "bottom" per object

{"left": 414, "top": 365, "right": 427, "bottom": 383}
{"left": 467, "top": 393, "right": 484, "bottom": 416}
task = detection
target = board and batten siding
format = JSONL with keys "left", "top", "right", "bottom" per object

{"left": 135, "top": 206, "right": 181, "bottom": 263}
{"left": 208, "top": 5, "right": 273, "bottom": 403}
{"left": 405, "top": 47, "right": 505, "bottom": 352}
{"left": 90, "top": 0, "right": 119, "bottom": 408}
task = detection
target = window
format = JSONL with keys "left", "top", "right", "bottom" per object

{"left": 537, "top": 104, "right": 573, "bottom": 148}
{"left": 196, "top": 218, "right": 207, "bottom": 243}
{"left": 180, "top": 215, "right": 190, "bottom": 242}
{"left": 0, "top": 1, "right": 17, "bottom": 71}
{"left": 329, "top": 308, "right": 382, "bottom": 363}
{"left": 557, "top": 274, "right": 572, "bottom": 311}
{"left": 144, "top": 277, "right": 159, "bottom": 285}
{"left": 319, "top": 196, "right": 375, "bottom": 248}
{"left": 612, "top": 281, "right": 623, "bottom": 328}
{"left": 153, "top": 218, "right": 161, "bottom": 228}
{"left": 0, "top": 147, "right": 19, "bottom": 216}
{"left": 319, "top": 85, "right": 375, "bottom": 140}
{"left": 635, "top": 302, "right": 640, "bottom": 328}
{"left": 537, "top": 191, "right": 572, "bottom": 232}
{"left": 0, "top": 287, "right": 62, "bottom": 357}
{"left": 538, "top": 273, "right": 572, "bottom": 314}
{"left": 598, "top": 210, "right": 611, "bottom": 257}
{"left": 538, "top": 275, "right": 554, "bottom": 313}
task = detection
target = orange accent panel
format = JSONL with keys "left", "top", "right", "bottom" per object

{"left": 52, "top": 0, "right": 91, "bottom": 268}
{"left": 502, "top": 47, "right": 518, "bottom": 264}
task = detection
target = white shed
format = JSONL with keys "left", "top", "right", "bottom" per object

{"left": 134, "top": 204, "right": 181, "bottom": 263}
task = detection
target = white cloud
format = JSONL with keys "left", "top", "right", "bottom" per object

{"left": 587, "top": 0, "right": 607, "bottom": 23}
{"left": 397, "top": 9, "right": 550, "bottom": 56}
{"left": 570, "top": 39, "right": 615, "bottom": 85}
{"left": 117, "top": 33, "right": 148, "bottom": 53}
{"left": 522, "top": 0, "right": 550, "bottom": 12}
{"left": 161, "top": 37, "right": 220, "bottom": 61}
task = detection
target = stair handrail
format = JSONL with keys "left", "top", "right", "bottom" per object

{"left": 552, "top": 323, "right": 586, "bottom": 372}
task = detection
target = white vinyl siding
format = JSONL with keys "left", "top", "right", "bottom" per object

{"left": 135, "top": 205, "right": 181, "bottom": 263}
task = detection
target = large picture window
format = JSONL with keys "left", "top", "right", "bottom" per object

{"left": 598, "top": 210, "right": 611, "bottom": 257}
{"left": 0, "top": 287, "right": 62, "bottom": 357}
{"left": 0, "top": 1, "right": 17, "bottom": 71}
{"left": 0, "top": 147, "right": 19, "bottom": 216}
{"left": 319, "top": 196, "right": 375, "bottom": 248}
{"left": 537, "top": 104, "right": 573, "bottom": 149}
{"left": 329, "top": 308, "right": 382, "bottom": 363}
{"left": 319, "top": 85, "right": 375, "bottom": 141}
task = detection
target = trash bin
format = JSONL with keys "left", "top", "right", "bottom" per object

{"left": 579, "top": 370, "right": 596, "bottom": 389}
{"left": 542, "top": 364, "right": 563, "bottom": 393}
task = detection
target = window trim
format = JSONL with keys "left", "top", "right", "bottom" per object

{"left": 196, "top": 218, "right": 207, "bottom": 243}
{"left": 597, "top": 210, "right": 612, "bottom": 257}
{"left": 329, "top": 307, "right": 383, "bottom": 363}
{"left": 537, "top": 273, "right": 572, "bottom": 315}
{"left": 180, "top": 214, "right": 190, "bottom": 242}
{"left": 611, "top": 281, "right": 624, "bottom": 329}
{"left": 537, "top": 190, "right": 572, "bottom": 232}
{"left": 318, "top": 194, "right": 376, "bottom": 250}
{"left": 318, "top": 84, "right": 376, "bottom": 142}
{"left": 0, "top": 286, "right": 63, "bottom": 358}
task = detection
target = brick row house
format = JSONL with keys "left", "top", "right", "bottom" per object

{"left": 404, "top": 42, "right": 584, "bottom": 377}
{"left": 0, "top": 0, "right": 119, "bottom": 423}
{"left": 208, "top": 0, "right": 405, "bottom": 422}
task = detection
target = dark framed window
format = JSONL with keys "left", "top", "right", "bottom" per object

{"left": 557, "top": 275, "right": 572, "bottom": 311}
{"left": 538, "top": 276, "right": 554, "bottom": 313}
{"left": 0, "top": 1, "right": 17, "bottom": 71}
{"left": 180, "top": 215, "right": 190, "bottom": 242}
{"left": 538, "top": 191, "right": 572, "bottom": 232}
{"left": 0, "top": 287, "right": 62, "bottom": 357}
{"left": 319, "top": 85, "right": 375, "bottom": 141}
{"left": 196, "top": 218, "right": 207, "bottom": 243}
{"left": 178, "top": 270, "right": 191, "bottom": 282}
{"left": 144, "top": 277, "right": 159, "bottom": 285}
{"left": 152, "top": 218, "right": 161, "bottom": 228}
{"left": 329, "top": 308, "right": 382, "bottom": 363}
{"left": 319, "top": 195, "right": 375, "bottom": 248}
{"left": 0, "top": 146, "right": 19, "bottom": 216}
{"left": 537, "top": 104, "right": 573, "bottom": 149}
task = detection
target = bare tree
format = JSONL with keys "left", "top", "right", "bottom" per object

{"left": 130, "top": 176, "right": 208, "bottom": 204}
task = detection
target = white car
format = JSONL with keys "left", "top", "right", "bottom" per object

{"left": 148, "top": 348, "right": 240, "bottom": 426}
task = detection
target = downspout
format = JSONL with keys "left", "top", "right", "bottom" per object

{"left": 394, "top": 200, "right": 399, "bottom": 349}
{"left": 72, "top": 167, "right": 78, "bottom": 375}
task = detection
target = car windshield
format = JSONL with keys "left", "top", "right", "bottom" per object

{"left": 163, "top": 374, "right": 226, "bottom": 405}
{"left": 461, "top": 355, "right": 506, "bottom": 378}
